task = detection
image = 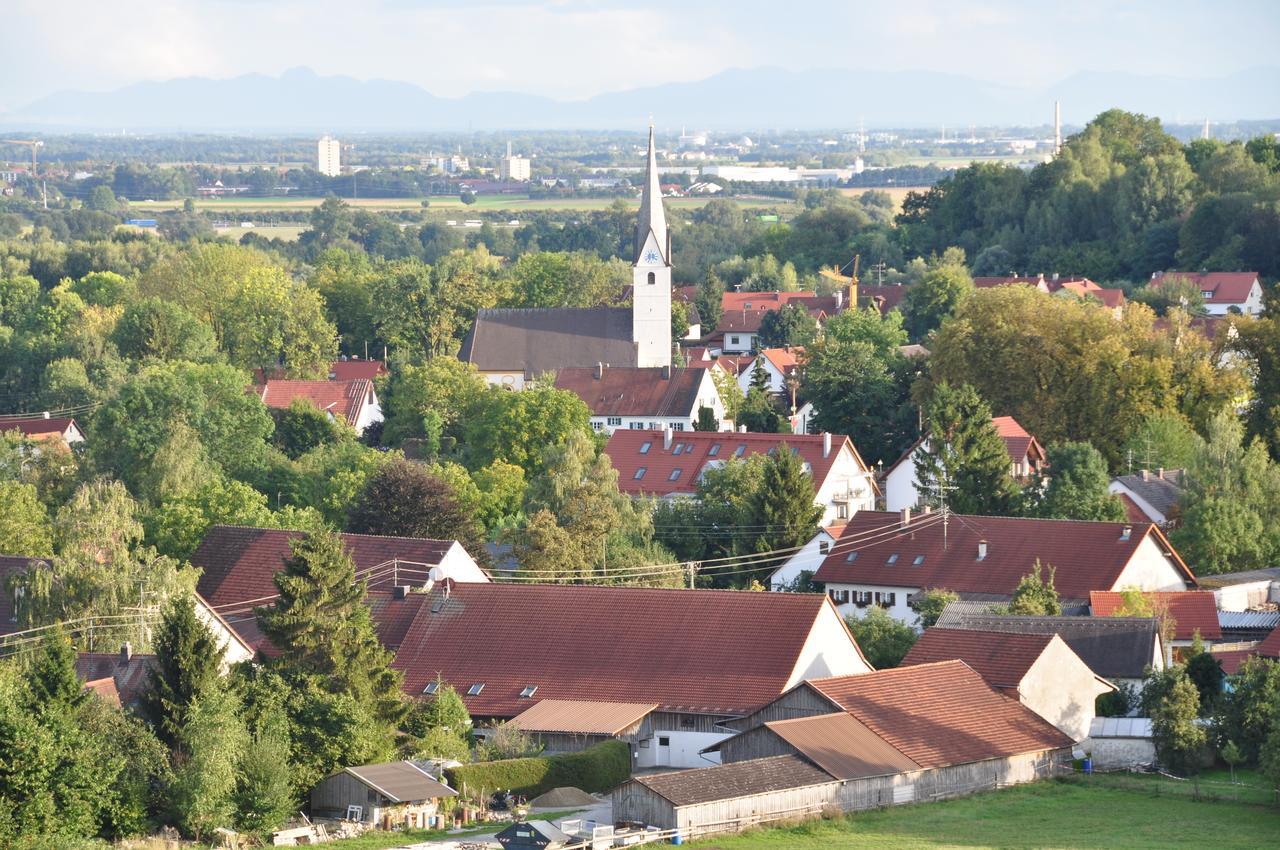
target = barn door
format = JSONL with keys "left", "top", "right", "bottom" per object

{"left": 657, "top": 735, "right": 671, "bottom": 766}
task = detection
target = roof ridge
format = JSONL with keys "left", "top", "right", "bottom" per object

{"left": 202, "top": 524, "right": 455, "bottom": 545}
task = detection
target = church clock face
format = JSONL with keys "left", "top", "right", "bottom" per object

{"left": 643, "top": 248, "right": 661, "bottom": 265}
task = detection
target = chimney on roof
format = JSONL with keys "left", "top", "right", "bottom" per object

{"left": 393, "top": 585, "right": 410, "bottom": 599}
{"left": 900, "top": 507, "right": 911, "bottom": 527}
{"left": 120, "top": 642, "right": 132, "bottom": 663}
{"left": 594, "top": 362, "right": 604, "bottom": 379}
{"left": 660, "top": 364, "right": 671, "bottom": 380}
{"left": 1157, "top": 468, "right": 1164, "bottom": 480}
{"left": 738, "top": 424, "right": 747, "bottom": 433}
{"left": 1141, "top": 469, "right": 1150, "bottom": 481}
{"left": 42, "top": 411, "right": 50, "bottom": 420}
{"left": 1052, "top": 272, "right": 1059, "bottom": 282}
{"left": 822, "top": 431, "right": 832, "bottom": 459}
{"left": 1120, "top": 525, "right": 1132, "bottom": 541}
{"left": 977, "top": 540, "right": 988, "bottom": 561}
{"left": 663, "top": 427, "right": 673, "bottom": 450}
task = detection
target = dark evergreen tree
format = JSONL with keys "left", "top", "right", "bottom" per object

{"left": 756, "top": 303, "right": 818, "bottom": 349}
{"left": 752, "top": 445, "right": 823, "bottom": 557}
{"left": 257, "top": 531, "right": 407, "bottom": 727}
{"left": 693, "top": 406, "right": 718, "bottom": 431}
{"left": 28, "top": 626, "right": 87, "bottom": 713}
{"left": 694, "top": 270, "right": 723, "bottom": 333}
{"left": 749, "top": 355, "right": 771, "bottom": 393}
{"left": 913, "top": 383, "right": 1020, "bottom": 515}
{"left": 345, "top": 458, "right": 486, "bottom": 558}
{"left": 142, "top": 594, "right": 224, "bottom": 748}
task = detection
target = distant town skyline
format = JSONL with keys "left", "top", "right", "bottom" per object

{"left": 2, "top": 0, "right": 1276, "bottom": 112}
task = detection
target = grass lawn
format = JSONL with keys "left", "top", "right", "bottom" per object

{"left": 689, "top": 778, "right": 1277, "bottom": 850}
{"left": 129, "top": 195, "right": 795, "bottom": 214}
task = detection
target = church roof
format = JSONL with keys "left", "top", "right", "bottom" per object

{"left": 635, "top": 126, "right": 669, "bottom": 265}
{"left": 459, "top": 307, "right": 639, "bottom": 375}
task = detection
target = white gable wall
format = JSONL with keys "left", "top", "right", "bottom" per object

{"left": 785, "top": 600, "right": 873, "bottom": 684}
{"left": 440, "top": 541, "right": 490, "bottom": 583}
{"left": 883, "top": 449, "right": 922, "bottom": 512}
{"left": 770, "top": 529, "right": 837, "bottom": 590}
{"left": 1107, "top": 481, "right": 1166, "bottom": 524}
{"left": 813, "top": 446, "right": 877, "bottom": 523}
{"left": 1109, "top": 534, "right": 1193, "bottom": 593}
{"left": 1019, "top": 635, "right": 1115, "bottom": 742}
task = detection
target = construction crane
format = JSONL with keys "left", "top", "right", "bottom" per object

{"left": 3, "top": 139, "right": 45, "bottom": 207}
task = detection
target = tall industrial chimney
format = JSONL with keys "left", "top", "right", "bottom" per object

{"left": 1053, "top": 101, "right": 1062, "bottom": 156}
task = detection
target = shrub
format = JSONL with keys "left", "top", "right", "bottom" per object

{"left": 445, "top": 740, "right": 629, "bottom": 799}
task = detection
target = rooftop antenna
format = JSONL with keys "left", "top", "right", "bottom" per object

{"left": 933, "top": 458, "right": 958, "bottom": 551}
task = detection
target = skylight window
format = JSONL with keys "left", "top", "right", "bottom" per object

{"left": 634, "top": 467, "right": 647, "bottom": 480}
{"left": 708, "top": 444, "right": 721, "bottom": 457}
{"left": 673, "top": 443, "right": 683, "bottom": 455}
{"left": 519, "top": 685, "right": 537, "bottom": 698}
{"left": 912, "top": 555, "right": 925, "bottom": 565}
{"left": 845, "top": 552, "right": 859, "bottom": 562}
{"left": 423, "top": 681, "right": 440, "bottom": 695}
{"left": 467, "top": 683, "right": 485, "bottom": 696}
{"left": 886, "top": 554, "right": 899, "bottom": 565}
{"left": 734, "top": 445, "right": 747, "bottom": 457}
{"left": 639, "top": 441, "right": 652, "bottom": 454}
{"left": 669, "top": 469, "right": 682, "bottom": 481}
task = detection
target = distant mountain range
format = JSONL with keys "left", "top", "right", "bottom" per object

{"left": 3, "top": 65, "right": 1277, "bottom": 131}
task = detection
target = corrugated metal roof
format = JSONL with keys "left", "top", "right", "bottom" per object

{"left": 345, "top": 761, "right": 456, "bottom": 803}
{"left": 509, "top": 699, "right": 658, "bottom": 735}
{"left": 1219, "top": 611, "right": 1280, "bottom": 631}
{"left": 765, "top": 713, "right": 919, "bottom": 780}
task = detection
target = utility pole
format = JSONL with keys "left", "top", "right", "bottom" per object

{"left": 3, "top": 139, "right": 44, "bottom": 205}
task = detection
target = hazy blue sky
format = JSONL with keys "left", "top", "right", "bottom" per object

{"left": 3, "top": 0, "right": 1276, "bottom": 110}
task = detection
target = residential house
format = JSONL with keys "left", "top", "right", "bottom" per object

{"left": 75, "top": 645, "right": 155, "bottom": 708}
{"left": 812, "top": 511, "right": 1197, "bottom": 626}
{"left": 934, "top": 605, "right": 1166, "bottom": 695}
{"left": 0, "top": 415, "right": 85, "bottom": 448}
{"left": 901, "top": 629, "right": 1114, "bottom": 740}
{"left": 1150, "top": 271, "right": 1264, "bottom": 316}
{"left": 388, "top": 583, "right": 872, "bottom": 769}
{"left": 736, "top": 347, "right": 802, "bottom": 396}
{"left": 613, "top": 661, "right": 1071, "bottom": 841}
{"left": 190, "top": 525, "right": 487, "bottom": 652}
{"left": 554, "top": 364, "right": 728, "bottom": 434}
{"left": 607, "top": 429, "right": 877, "bottom": 524}
{"left": 973, "top": 274, "right": 1125, "bottom": 316}
{"left": 458, "top": 128, "right": 673, "bottom": 387}
{"left": 256, "top": 379, "right": 383, "bottom": 434}
{"left": 310, "top": 761, "right": 456, "bottom": 828}
{"left": 701, "top": 288, "right": 847, "bottom": 355}
{"left": 1089, "top": 590, "right": 1222, "bottom": 657}
{"left": 770, "top": 523, "right": 846, "bottom": 590}
{"left": 1109, "top": 469, "right": 1185, "bottom": 527}
{"left": 882, "top": 416, "right": 1045, "bottom": 511}
{"left": 328, "top": 358, "right": 389, "bottom": 382}
{"left": 857, "top": 284, "right": 908, "bottom": 316}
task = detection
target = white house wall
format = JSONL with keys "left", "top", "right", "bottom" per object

{"left": 770, "top": 530, "right": 836, "bottom": 590}
{"left": 440, "top": 542, "right": 490, "bottom": 583}
{"left": 813, "top": 448, "right": 877, "bottom": 523}
{"left": 1019, "top": 636, "right": 1114, "bottom": 742}
{"left": 883, "top": 452, "right": 921, "bottom": 512}
{"left": 785, "top": 601, "right": 874, "bottom": 684}
{"left": 826, "top": 584, "right": 919, "bottom": 627}
{"left": 1110, "top": 534, "right": 1193, "bottom": 592}
{"left": 634, "top": 730, "right": 727, "bottom": 769}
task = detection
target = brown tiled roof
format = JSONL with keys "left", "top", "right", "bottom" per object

{"left": 606, "top": 430, "right": 869, "bottom": 499}
{"left": 1253, "top": 627, "right": 1280, "bottom": 658}
{"left": 0, "top": 416, "right": 80, "bottom": 443}
{"left": 764, "top": 712, "right": 919, "bottom": 780}
{"left": 991, "top": 416, "right": 1043, "bottom": 466}
{"left": 344, "top": 761, "right": 456, "bottom": 803}
{"left": 1150, "top": 271, "right": 1259, "bottom": 305}
{"left": 805, "top": 661, "right": 1073, "bottom": 768}
{"left": 459, "top": 307, "right": 638, "bottom": 374}
{"left": 1211, "top": 648, "right": 1259, "bottom": 676}
{"left": 629, "top": 754, "right": 837, "bottom": 806}
{"left": 901, "top": 629, "right": 1055, "bottom": 690}
{"left": 509, "top": 699, "right": 658, "bottom": 735}
{"left": 0, "top": 555, "right": 51, "bottom": 638}
{"left": 554, "top": 366, "right": 709, "bottom": 418}
{"left": 75, "top": 652, "right": 156, "bottom": 707}
{"left": 1090, "top": 591, "right": 1221, "bottom": 641}
{"left": 721, "top": 291, "right": 842, "bottom": 315}
{"left": 256, "top": 379, "right": 375, "bottom": 424}
{"left": 857, "top": 284, "right": 909, "bottom": 315}
{"left": 392, "top": 583, "right": 856, "bottom": 717}
{"left": 812, "top": 511, "right": 1196, "bottom": 599}
{"left": 329, "top": 359, "right": 388, "bottom": 381}
{"left": 192, "top": 526, "right": 463, "bottom": 650}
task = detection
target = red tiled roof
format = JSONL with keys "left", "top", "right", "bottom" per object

{"left": 256, "top": 379, "right": 375, "bottom": 424}
{"left": 605, "top": 429, "right": 867, "bottom": 499}
{"left": 721, "top": 291, "right": 841, "bottom": 315}
{"left": 991, "top": 416, "right": 1043, "bottom": 465}
{"left": 1057, "top": 281, "right": 1125, "bottom": 309}
{"left": 1250, "top": 627, "right": 1280, "bottom": 658}
{"left": 712, "top": 309, "right": 770, "bottom": 335}
{"left": 554, "top": 366, "right": 709, "bottom": 418}
{"left": 329, "top": 359, "right": 388, "bottom": 381}
{"left": 857, "top": 284, "right": 908, "bottom": 314}
{"left": 0, "top": 416, "right": 79, "bottom": 442}
{"left": 1117, "top": 493, "right": 1149, "bottom": 525}
{"left": 812, "top": 511, "right": 1197, "bottom": 599}
{"left": 760, "top": 347, "right": 802, "bottom": 374}
{"left": 192, "top": 526, "right": 464, "bottom": 649}
{"left": 1089, "top": 591, "right": 1221, "bottom": 641}
{"left": 804, "top": 661, "right": 1072, "bottom": 768}
{"left": 1151, "top": 271, "right": 1260, "bottom": 305}
{"left": 1211, "top": 648, "right": 1258, "bottom": 676}
{"left": 392, "top": 583, "right": 857, "bottom": 717}
{"left": 75, "top": 652, "right": 156, "bottom": 707}
{"left": 901, "top": 629, "right": 1055, "bottom": 690}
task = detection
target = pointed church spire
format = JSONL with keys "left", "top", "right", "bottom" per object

{"left": 634, "top": 124, "right": 669, "bottom": 265}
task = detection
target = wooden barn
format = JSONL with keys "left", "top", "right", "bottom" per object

{"left": 310, "top": 761, "right": 456, "bottom": 829}
{"left": 507, "top": 698, "right": 658, "bottom": 755}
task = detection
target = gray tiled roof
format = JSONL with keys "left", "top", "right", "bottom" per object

{"left": 935, "top": 603, "right": 1160, "bottom": 679}
{"left": 1111, "top": 470, "right": 1184, "bottom": 518}
{"left": 459, "top": 307, "right": 638, "bottom": 374}
{"left": 1196, "top": 567, "right": 1280, "bottom": 588}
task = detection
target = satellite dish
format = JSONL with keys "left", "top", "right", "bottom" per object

{"left": 428, "top": 567, "right": 444, "bottom": 584}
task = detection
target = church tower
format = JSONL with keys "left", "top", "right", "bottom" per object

{"left": 632, "top": 125, "right": 673, "bottom": 369}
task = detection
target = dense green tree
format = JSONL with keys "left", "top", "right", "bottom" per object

{"left": 845, "top": 606, "right": 917, "bottom": 669}
{"left": 1232, "top": 311, "right": 1280, "bottom": 461}
{"left": 757, "top": 303, "right": 818, "bottom": 349}
{"left": 1006, "top": 560, "right": 1062, "bottom": 616}
{"left": 1183, "top": 634, "right": 1225, "bottom": 713}
{"left": 1151, "top": 670, "right": 1205, "bottom": 776}
{"left": 1213, "top": 656, "right": 1280, "bottom": 764}
{"left": 1122, "top": 412, "right": 1204, "bottom": 473}
{"left": 902, "top": 248, "right": 973, "bottom": 340}
{"left": 169, "top": 687, "right": 247, "bottom": 840}
{"left": 345, "top": 457, "right": 486, "bottom": 556}
{"left": 463, "top": 383, "right": 592, "bottom": 478}
{"left": 234, "top": 706, "right": 295, "bottom": 837}
{"left": 751, "top": 444, "right": 822, "bottom": 558}
{"left": 258, "top": 532, "right": 406, "bottom": 729}
{"left": 403, "top": 680, "right": 472, "bottom": 761}
{"left": 220, "top": 266, "right": 337, "bottom": 377}
{"left": 694, "top": 270, "right": 724, "bottom": 332}
{"left": 112, "top": 297, "right": 218, "bottom": 362}
{"left": 0, "top": 480, "right": 54, "bottom": 555}
{"left": 142, "top": 594, "right": 225, "bottom": 749}
{"left": 1031, "top": 442, "right": 1127, "bottom": 521}
{"left": 272, "top": 397, "right": 351, "bottom": 459}
{"left": 913, "top": 383, "right": 1020, "bottom": 516}
{"left": 28, "top": 626, "right": 89, "bottom": 712}
{"left": 910, "top": 588, "right": 959, "bottom": 629}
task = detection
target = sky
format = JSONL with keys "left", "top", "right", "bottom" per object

{"left": 3, "top": 0, "right": 1277, "bottom": 111}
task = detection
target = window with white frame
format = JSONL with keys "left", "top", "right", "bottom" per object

{"left": 606, "top": 416, "right": 622, "bottom": 426}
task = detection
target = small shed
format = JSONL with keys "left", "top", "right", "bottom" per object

{"left": 508, "top": 699, "right": 657, "bottom": 754}
{"left": 495, "top": 819, "right": 573, "bottom": 849}
{"left": 1083, "top": 717, "right": 1155, "bottom": 770}
{"left": 310, "top": 761, "right": 456, "bottom": 829}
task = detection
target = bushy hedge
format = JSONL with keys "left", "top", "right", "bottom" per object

{"left": 445, "top": 740, "right": 630, "bottom": 799}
